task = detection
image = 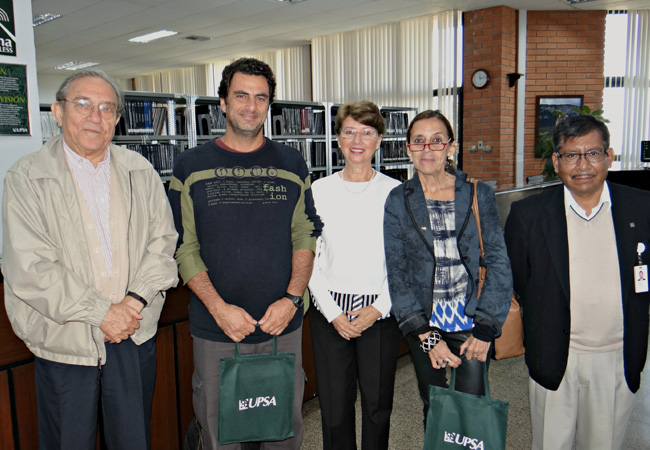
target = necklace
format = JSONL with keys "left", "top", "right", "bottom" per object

{"left": 339, "top": 169, "right": 377, "bottom": 195}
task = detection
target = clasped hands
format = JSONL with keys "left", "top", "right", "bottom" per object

{"left": 332, "top": 305, "right": 382, "bottom": 341}
{"left": 213, "top": 296, "right": 299, "bottom": 342}
{"left": 101, "top": 295, "right": 145, "bottom": 343}
{"left": 419, "top": 332, "right": 491, "bottom": 370}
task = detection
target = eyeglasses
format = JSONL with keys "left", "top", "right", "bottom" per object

{"left": 555, "top": 149, "right": 607, "bottom": 165}
{"left": 407, "top": 138, "right": 452, "bottom": 152}
{"left": 60, "top": 99, "right": 118, "bottom": 120}
{"left": 339, "top": 127, "right": 379, "bottom": 141}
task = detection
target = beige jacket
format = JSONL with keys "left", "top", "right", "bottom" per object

{"left": 2, "top": 135, "right": 179, "bottom": 366}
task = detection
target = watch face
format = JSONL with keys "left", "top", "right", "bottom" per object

{"left": 472, "top": 70, "right": 489, "bottom": 89}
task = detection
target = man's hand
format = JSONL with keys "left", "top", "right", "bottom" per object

{"left": 258, "top": 297, "right": 297, "bottom": 335}
{"left": 100, "top": 303, "right": 142, "bottom": 343}
{"left": 122, "top": 294, "right": 145, "bottom": 314}
{"left": 212, "top": 303, "right": 258, "bottom": 342}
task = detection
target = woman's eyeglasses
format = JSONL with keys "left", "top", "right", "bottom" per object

{"left": 407, "top": 138, "right": 452, "bottom": 152}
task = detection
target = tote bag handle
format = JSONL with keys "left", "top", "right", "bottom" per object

{"left": 234, "top": 335, "right": 278, "bottom": 358}
{"left": 448, "top": 365, "right": 491, "bottom": 399}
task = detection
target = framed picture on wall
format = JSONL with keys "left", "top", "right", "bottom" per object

{"left": 534, "top": 95, "right": 583, "bottom": 158}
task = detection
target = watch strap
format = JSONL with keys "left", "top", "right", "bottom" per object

{"left": 284, "top": 292, "right": 303, "bottom": 308}
{"left": 127, "top": 291, "right": 148, "bottom": 308}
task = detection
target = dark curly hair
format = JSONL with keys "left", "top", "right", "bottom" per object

{"left": 218, "top": 58, "right": 276, "bottom": 103}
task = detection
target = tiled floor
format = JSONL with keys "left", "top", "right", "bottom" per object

{"left": 301, "top": 345, "right": 650, "bottom": 449}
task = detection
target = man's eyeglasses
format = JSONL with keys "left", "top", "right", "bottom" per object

{"left": 339, "top": 127, "right": 379, "bottom": 141}
{"left": 555, "top": 149, "right": 607, "bottom": 165}
{"left": 407, "top": 138, "right": 452, "bottom": 152}
{"left": 60, "top": 99, "right": 118, "bottom": 120}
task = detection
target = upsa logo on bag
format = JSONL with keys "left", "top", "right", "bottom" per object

{"left": 443, "top": 431, "right": 485, "bottom": 450}
{"left": 238, "top": 396, "right": 277, "bottom": 411}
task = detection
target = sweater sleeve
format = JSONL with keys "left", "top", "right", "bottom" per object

{"left": 168, "top": 162, "right": 208, "bottom": 284}
{"left": 290, "top": 172, "right": 323, "bottom": 252}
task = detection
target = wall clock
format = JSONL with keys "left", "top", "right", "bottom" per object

{"left": 471, "top": 69, "right": 490, "bottom": 89}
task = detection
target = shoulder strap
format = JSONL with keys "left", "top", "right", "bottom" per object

{"left": 469, "top": 178, "right": 485, "bottom": 259}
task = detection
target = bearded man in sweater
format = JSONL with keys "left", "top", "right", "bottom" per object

{"left": 504, "top": 114, "right": 650, "bottom": 450}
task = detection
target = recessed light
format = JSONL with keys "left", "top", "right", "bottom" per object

{"left": 271, "top": 0, "right": 307, "bottom": 4}
{"left": 54, "top": 61, "right": 100, "bottom": 70}
{"left": 33, "top": 13, "right": 61, "bottom": 27}
{"left": 565, "top": 0, "right": 597, "bottom": 4}
{"left": 128, "top": 30, "right": 178, "bottom": 44}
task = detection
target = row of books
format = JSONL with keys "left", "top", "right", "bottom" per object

{"left": 383, "top": 111, "right": 410, "bottom": 135}
{"left": 272, "top": 107, "right": 325, "bottom": 136}
{"left": 115, "top": 101, "right": 169, "bottom": 136}
{"left": 381, "top": 140, "right": 409, "bottom": 162}
{"left": 40, "top": 111, "right": 62, "bottom": 141}
{"left": 281, "top": 140, "right": 328, "bottom": 169}
{"left": 196, "top": 104, "right": 226, "bottom": 136}
{"left": 126, "top": 143, "right": 181, "bottom": 177}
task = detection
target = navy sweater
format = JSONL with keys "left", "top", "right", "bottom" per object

{"left": 169, "top": 138, "right": 322, "bottom": 343}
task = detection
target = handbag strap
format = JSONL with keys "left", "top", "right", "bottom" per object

{"left": 469, "top": 178, "right": 485, "bottom": 262}
{"left": 449, "top": 365, "right": 491, "bottom": 399}
{"left": 234, "top": 335, "right": 278, "bottom": 358}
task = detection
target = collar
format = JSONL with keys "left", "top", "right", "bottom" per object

{"left": 62, "top": 139, "right": 111, "bottom": 170}
{"left": 563, "top": 182, "right": 611, "bottom": 221}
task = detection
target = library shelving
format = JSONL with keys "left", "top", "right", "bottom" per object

{"left": 267, "top": 100, "right": 328, "bottom": 179}
{"left": 113, "top": 91, "right": 189, "bottom": 179}
{"left": 39, "top": 92, "right": 416, "bottom": 182}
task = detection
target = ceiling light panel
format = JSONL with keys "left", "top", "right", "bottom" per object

{"left": 128, "top": 30, "right": 178, "bottom": 43}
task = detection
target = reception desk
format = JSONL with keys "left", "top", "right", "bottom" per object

{"left": 0, "top": 284, "right": 320, "bottom": 450}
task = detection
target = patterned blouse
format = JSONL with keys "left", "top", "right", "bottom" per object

{"left": 426, "top": 198, "right": 473, "bottom": 332}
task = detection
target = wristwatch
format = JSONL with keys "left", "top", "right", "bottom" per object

{"left": 284, "top": 292, "right": 304, "bottom": 309}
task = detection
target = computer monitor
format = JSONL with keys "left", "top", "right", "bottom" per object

{"left": 642, "top": 140, "right": 650, "bottom": 162}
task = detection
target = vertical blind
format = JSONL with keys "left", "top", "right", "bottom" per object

{"left": 312, "top": 11, "right": 462, "bottom": 131}
{"left": 621, "top": 10, "right": 650, "bottom": 169}
{"left": 134, "top": 46, "right": 312, "bottom": 101}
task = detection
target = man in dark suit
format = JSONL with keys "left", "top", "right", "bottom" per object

{"left": 505, "top": 115, "right": 650, "bottom": 450}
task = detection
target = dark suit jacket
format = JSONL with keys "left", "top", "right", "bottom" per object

{"left": 504, "top": 182, "right": 650, "bottom": 392}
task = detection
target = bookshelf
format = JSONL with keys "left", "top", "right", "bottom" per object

{"left": 194, "top": 96, "right": 226, "bottom": 144}
{"left": 267, "top": 100, "right": 328, "bottom": 180}
{"left": 378, "top": 106, "right": 418, "bottom": 182}
{"left": 39, "top": 92, "right": 416, "bottom": 182}
{"left": 113, "top": 91, "right": 189, "bottom": 179}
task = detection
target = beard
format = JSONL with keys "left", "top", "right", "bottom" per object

{"left": 225, "top": 109, "right": 265, "bottom": 138}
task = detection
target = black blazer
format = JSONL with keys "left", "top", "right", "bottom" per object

{"left": 504, "top": 182, "right": 650, "bottom": 392}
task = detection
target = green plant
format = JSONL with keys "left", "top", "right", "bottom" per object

{"left": 537, "top": 105, "right": 610, "bottom": 181}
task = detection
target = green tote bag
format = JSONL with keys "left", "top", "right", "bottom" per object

{"left": 218, "top": 336, "right": 295, "bottom": 445}
{"left": 423, "top": 366, "right": 509, "bottom": 450}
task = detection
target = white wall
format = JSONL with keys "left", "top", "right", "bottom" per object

{"left": 38, "top": 74, "right": 131, "bottom": 105}
{"left": 0, "top": 0, "right": 41, "bottom": 257}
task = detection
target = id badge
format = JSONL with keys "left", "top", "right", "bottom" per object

{"left": 634, "top": 265, "right": 648, "bottom": 293}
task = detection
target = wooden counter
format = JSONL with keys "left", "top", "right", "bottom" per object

{"left": 0, "top": 284, "right": 320, "bottom": 450}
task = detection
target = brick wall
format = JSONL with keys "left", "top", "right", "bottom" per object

{"left": 462, "top": 6, "right": 517, "bottom": 188}
{"left": 523, "top": 10, "right": 606, "bottom": 180}
{"left": 462, "top": 8, "right": 606, "bottom": 185}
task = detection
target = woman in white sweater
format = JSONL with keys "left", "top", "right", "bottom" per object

{"left": 308, "top": 101, "right": 402, "bottom": 450}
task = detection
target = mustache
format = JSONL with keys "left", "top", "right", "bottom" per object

{"left": 571, "top": 172, "right": 595, "bottom": 178}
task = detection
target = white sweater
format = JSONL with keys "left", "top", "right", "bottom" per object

{"left": 308, "top": 171, "right": 401, "bottom": 322}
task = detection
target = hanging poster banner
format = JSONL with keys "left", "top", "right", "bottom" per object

{"left": 0, "top": 0, "right": 16, "bottom": 56}
{"left": 0, "top": 63, "right": 30, "bottom": 135}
